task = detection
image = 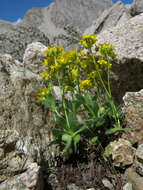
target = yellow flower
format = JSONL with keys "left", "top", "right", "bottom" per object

{"left": 79, "top": 35, "right": 98, "bottom": 49}
{"left": 80, "top": 79, "right": 93, "bottom": 91}
{"left": 71, "top": 69, "right": 78, "bottom": 79}
{"left": 37, "top": 88, "right": 50, "bottom": 102}
{"left": 97, "top": 59, "right": 112, "bottom": 68}
{"left": 40, "top": 69, "right": 50, "bottom": 80}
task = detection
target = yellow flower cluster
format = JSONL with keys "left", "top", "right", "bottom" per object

{"left": 97, "top": 59, "right": 112, "bottom": 69}
{"left": 37, "top": 88, "right": 50, "bottom": 101}
{"left": 38, "top": 35, "right": 117, "bottom": 98}
{"left": 80, "top": 80, "right": 93, "bottom": 91}
{"left": 79, "top": 35, "right": 99, "bottom": 49}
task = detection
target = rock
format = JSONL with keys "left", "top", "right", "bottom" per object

{"left": 132, "top": 0, "right": 143, "bottom": 15}
{"left": 98, "top": 13, "right": 143, "bottom": 61}
{"left": 0, "top": 129, "right": 33, "bottom": 182}
{"left": 124, "top": 167, "right": 143, "bottom": 190}
{"left": 104, "top": 138, "right": 136, "bottom": 168}
{"left": 0, "top": 20, "right": 49, "bottom": 61}
{"left": 67, "top": 183, "right": 83, "bottom": 190}
{"left": 123, "top": 183, "right": 133, "bottom": 190}
{"left": 0, "top": 50, "right": 57, "bottom": 168}
{"left": 22, "top": 0, "right": 113, "bottom": 49}
{"left": 84, "top": 1, "right": 131, "bottom": 35}
{"left": 135, "top": 144, "right": 143, "bottom": 176}
{"left": 97, "top": 13, "right": 143, "bottom": 103}
{"left": 122, "top": 89, "right": 143, "bottom": 145}
{"left": 102, "top": 178, "right": 114, "bottom": 190}
{"left": 0, "top": 163, "right": 44, "bottom": 190}
{"left": 23, "top": 42, "right": 47, "bottom": 75}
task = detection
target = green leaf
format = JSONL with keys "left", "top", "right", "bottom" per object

{"left": 44, "top": 93, "right": 56, "bottom": 112}
{"left": 52, "top": 129, "right": 64, "bottom": 137}
{"left": 105, "top": 145, "right": 111, "bottom": 151}
{"left": 73, "top": 135, "right": 81, "bottom": 152}
{"left": 62, "top": 134, "right": 72, "bottom": 151}
{"left": 91, "top": 136, "right": 98, "bottom": 143}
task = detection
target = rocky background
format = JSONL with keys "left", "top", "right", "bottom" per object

{"left": 0, "top": 0, "right": 143, "bottom": 189}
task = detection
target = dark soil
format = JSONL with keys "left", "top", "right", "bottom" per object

{"left": 44, "top": 144, "right": 123, "bottom": 190}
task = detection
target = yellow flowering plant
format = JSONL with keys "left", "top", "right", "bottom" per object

{"left": 37, "top": 35, "right": 126, "bottom": 156}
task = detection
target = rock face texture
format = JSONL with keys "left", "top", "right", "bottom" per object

{"left": 22, "top": 0, "right": 113, "bottom": 49}
{"left": 0, "top": 163, "right": 43, "bottom": 190}
{"left": 84, "top": 1, "right": 131, "bottom": 35}
{"left": 0, "top": 43, "right": 58, "bottom": 189}
{"left": 0, "top": 20, "right": 49, "bottom": 61}
{"left": 132, "top": 0, "right": 143, "bottom": 15}
{"left": 97, "top": 13, "right": 143, "bottom": 103}
{"left": 122, "top": 89, "right": 143, "bottom": 145}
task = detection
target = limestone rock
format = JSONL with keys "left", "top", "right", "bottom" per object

{"left": 122, "top": 89, "right": 143, "bottom": 145}
{"left": 124, "top": 167, "right": 143, "bottom": 190}
{"left": 22, "top": 0, "right": 113, "bottom": 50}
{"left": 135, "top": 144, "right": 143, "bottom": 176}
{"left": 132, "top": 0, "right": 143, "bottom": 15}
{"left": 98, "top": 13, "right": 143, "bottom": 61}
{"left": 123, "top": 183, "right": 133, "bottom": 190}
{"left": 84, "top": 1, "right": 131, "bottom": 35}
{"left": 0, "top": 50, "right": 57, "bottom": 167}
{"left": 0, "top": 163, "right": 44, "bottom": 190}
{"left": 23, "top": 42, "right": 47, "bottom": 75}
{"left": 0, "top": 20, "right": 49, "bottom": 61}
{"left": 104, "top": 138, "right": 136, "bottom": 168}
{"left": 97, "top": 13, "right": 143, "bottom": 103}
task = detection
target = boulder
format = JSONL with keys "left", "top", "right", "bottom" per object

{"left": 0, "top": 20, "right": 49, "bottom": 62}
{"left": 84, "top": 1, "right": 131, "bottom": 35}
{"left": 104, "top": 138, "right": 135, "bottom": 168}
{"left": 22, "top": 0, "right": 113, "bottom": 49}
{"left": 0, "top": 43, "right": 57, "bottom": 168}
{"left": 122, "top": 89, "right": 143, "bottom": 145}
{"left": 131, "top": 0, "right": 143, "bottom": 15}
{"left": 97, "top": 13, "right": 143, "bottom": 103}
{"left": 0, "top": 163, "right": 44, "bottom": 190}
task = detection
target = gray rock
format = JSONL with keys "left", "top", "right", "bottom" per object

{"left": 104, "top": 138, "right": 135, "bottom": 168}
{"left": 102, "top": 178, "right": 114, "bottom": 190}
{"left": 124, "top": 167, "right": 143, "bottom": 190}
{"left": 22, "top": 0, "right": 113, "bottom": 50}
{"left": 123, "top": 183, "right": 133, "bottom": 190}
{"left": 0, "top": 163, "right": 44, "bottom": 190}
{"left": 0, "top": 20, "right": 49, "bottom": 62}
{"left": 122, "top": 89, "right": 143, "bottom": 145}
{"left": 97, "top": 13, "right": 143, "bottom": 104}
{"left": 84, "top": 1, "right": 131, "bottom": 35}
{"left": 0, "top": 51, "right": 57, "bottom": 167}
{"left": 50, "top": 0, "right": 113, "bottom": 32}
{"left": 135, "top": 144, "right": 143, "bottom": 176}
{"left": 132, "top": 0, "right": 143, "bottom": 15}
{"left": 67, "top": 184, "right": 83, "bottom": 190}
{"left": 23, "top": 42, "right": 47, "bottom": 75}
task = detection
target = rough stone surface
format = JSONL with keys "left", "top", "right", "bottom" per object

{"left": 98, "top": 13, "right": 143, "bottom": 61}
{"left": 96, "top": 13, "right": 143, "bottom": 104}
{"left": 104, "top": 138, "right": 136, "bottom": 167}
{"left": 0, "top": 20, "right": 49, "bottom": 61}
{"left": 123, "top": 183, "right": 133, "bottom": 190}
{"left": 135, "top": 144, "right": 143, "bottom": 176}
{"left": 132, "top": 0, "right": 143, "bottom": 15}
{"left": 0, "top": 48, "right": 57, "bottom": 168}
{"left": 22, "top": 0, "right": 113, "bottom": 50}
{"left": 122, "top": 89, "right": 143, "bottom": 145}
{"left": 0, "top": 163, "right": 44, "bottom": 190}
{"left": 84, "top": 1, "right": 131, "bottom": 35}
{"left": 124, "top": 167, "right": 143, "bottom": 190}
{"left": 23, "top": 42, "right": 47, "bottom": 75}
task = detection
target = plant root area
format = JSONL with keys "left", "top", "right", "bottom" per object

{"left": 44, "top": 146, "right": 123, "bottom": 190}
